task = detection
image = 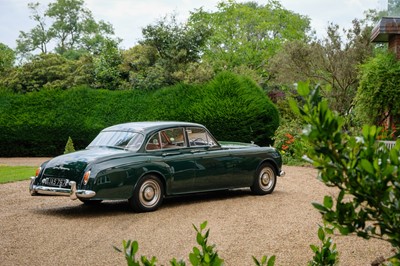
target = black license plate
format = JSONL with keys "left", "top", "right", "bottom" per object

{"left": 47, "top": 178, "right": 69, "bottom": 187}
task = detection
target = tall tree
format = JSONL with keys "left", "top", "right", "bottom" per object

{"left": 269, "top": 18, "right": 374, "bottom": 116}
{"left": 126, "top": 14, "right": 212, "bottom": 89}
{"left": 16, "top": 2, "right": 53, "bottom": 57}
{"left": 16, "top": 0, "right": 118, "bottom": 58}
{"left": 188, "top": 0, "right": 311, "bottom": 88}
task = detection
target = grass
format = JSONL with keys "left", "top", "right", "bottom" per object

{"left": 0, "top": 166, "right": 36, "bottom": 184}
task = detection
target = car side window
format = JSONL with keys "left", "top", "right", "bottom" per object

{"left": 187, "top": 127, "right": 217, "bottom": 147}
{"left": 146, "top": 133, "right": 161, "bottom": 151}
{"left": 146, "top": 127, "right": 186, "bottom": 151}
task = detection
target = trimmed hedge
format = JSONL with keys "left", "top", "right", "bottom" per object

{"left": 0, "top": 72, "right": 279, "bottom": 156}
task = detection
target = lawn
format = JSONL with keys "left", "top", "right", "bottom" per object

{"left": 0, "top": 166, "right": 36, "bottom": 184}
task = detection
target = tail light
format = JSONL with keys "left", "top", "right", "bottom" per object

{"left": 83, "top": 171, "right": 91, "bottom": 185}
{"left": 35, "top": 167, "right": 42, "bottom": 177}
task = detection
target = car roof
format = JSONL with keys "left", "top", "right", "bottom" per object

{"left": 101, "top": 121, "right": 205, "bottom": 134}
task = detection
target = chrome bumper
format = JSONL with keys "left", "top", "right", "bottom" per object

{"left": 279, "top": 170, "right": 286, "bottom": 177}
{"left": 29, "top": 177, "right": 96, "bottom": 200}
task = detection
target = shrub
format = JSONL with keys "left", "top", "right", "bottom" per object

{"left": 292, "top": 82, "right": 400, "bottom": 263}
{"left": 64, "top": 136, "right": 75, "bottom": 154}
{"left": 0, "top": 72, "right": 279, "bottom": 156}
{"left": 273, "top": 118, "right": 310, "bottom": 165}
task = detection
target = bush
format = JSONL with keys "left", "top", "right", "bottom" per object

{"left": 115, "top": 221, "right": 276, "bottom": 266}
{"left": 64, "top": 136, "right": 75, "bottom": 154}
{"left": 0, "top": 72, "right": 279, "bottom": 156}
{"left": 292, "top": 82, "right": 400, "bottom": 263}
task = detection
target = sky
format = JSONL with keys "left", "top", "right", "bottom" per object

{"left": 0, "top": 0, "right": 386, "bottom": 50}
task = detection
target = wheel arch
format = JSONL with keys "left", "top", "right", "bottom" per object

{"left": 257, "top": 159, "right": 279, "bottom": 177}
{"left": 134, "top": 170, "right": 167, "bottom": 194}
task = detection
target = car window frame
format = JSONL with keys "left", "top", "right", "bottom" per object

{"left": 186, "top": 127, "right": 219, "bottom": 148}
{"left": 145, "top": 127, "right": 187, "bottom": 152}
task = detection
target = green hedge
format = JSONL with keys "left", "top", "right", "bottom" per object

{"left": 0, "top": 72, "right": 279, "bottom": 156}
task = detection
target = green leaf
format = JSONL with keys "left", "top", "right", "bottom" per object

{"left": 312, "top": 202, "right": 328, "bottom": 213}
{"left": 360, "top": 159, "right": 374, "bottom": 175}
{"left": 267, "top": 255, "right": 276, "bottom": 266}
{"left": 289, "top": 98, "right": 300, "bottom": 115}
{"left": 189, "top": 253, "right": 199, "bottom": 265}
{"left": 297, "top": 82, "right": 310, "bottom": 96}
{"left": 323, "top": 196, "right": 333, "bottom": 209}
{"left": 252, "top": 256, "right": 261, "bottom": 266}
{"left": 132, "top": 241, "right": 139, "bottom": 254}
{"left": 310, "top": 244, "right": 319, "bottom": 253}
{"left": 200, "top": 221, "right": 208, "bottom": 230}
{"left": 318, "top": 227, "right": 325, "bottom": 241}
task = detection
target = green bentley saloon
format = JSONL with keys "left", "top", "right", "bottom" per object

{"left": 29, "top": 121, "right": 285, "bottom": 212}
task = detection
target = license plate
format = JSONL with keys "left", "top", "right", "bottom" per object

{"left": 45, "top": 178, "right": 69, "bottom": 187}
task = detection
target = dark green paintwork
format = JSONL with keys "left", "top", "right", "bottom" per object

{"left": 32, "top": 122, "right": 283, "bottom": 201}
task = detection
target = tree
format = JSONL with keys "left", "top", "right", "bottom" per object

{"left": 16, "top": 0, "right": 118, "bottom": 58}
{"left": 16, "top": 2, "right": 53, "bottom": 57}
{"left": 188, "top": 0, "right": 311, "bottom": 88}
{"left": 0, "top": 43, "right": 15, "bottom": 74}
{"left": 131, "top": 13, "right": 211, "bottom": 89}
{"left": 291, "top": 82, "right": 400, "bottom": 263}
{"left": 92, "top": 40, "right": 123, "bottom": 90}
{"left": 354, "top": 51, "right": 400, "bottom": 130}
{"left": 269, "top": 18, "right": 374, "bottom": 116}
{"left": 0, "top": 53, "right": 94, "bottom": 93}
{"left": 120, "top": 44, "right": 167, "bottom": 90}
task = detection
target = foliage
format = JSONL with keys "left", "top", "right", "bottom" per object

{"left": 0, "top": 72, "right": 278, "bottom": 156}
{"left": 272, "top": 93, "right": 311, "bottom": 165}
{"left": 126, "top": 14, "right": 212, "bottom": 90}
{"left": 269, "top": 16, "right": 374, "bottom": 116}
{"left": 355, "top": 51, "right": 400, "bottom": 129}
{"left": 64, "top": 136, "right": 75, "bottom": 154}
{"left": 291, "top": 82, "right": 400, "bottom": 262}
{"left": 252, "top": 255, "right": 276, "bottom": 266}
{"left": 188, "top": 221, "right": 224, "bottom": 266}
{"left": 115, "top": 221, "right": 234, "bottom": 266}
{"left": 308, "top": 225, "right": 339, "bottom": 266}
{"left": 114, "top": 240, "right": 158, "bottom": 266}
{"left": 273, "top": 119, "right": 309, "bottom": 165}
{"left": 0, "top": 53, "right": 94, "bottom": 93}
{"left": 0, "top": 166, "right": 37, "bottom": 184}
{"left": 188, "top": 0, "right": 311, "bottom": 88}
{"left": 0, "top": 43, "right": 15, "bottom": 74}
{"left": 16, "top": 0, "right": 118, "bottom": 58}
{"left": 92, "top": 40, "right": 123, "bottom": 89}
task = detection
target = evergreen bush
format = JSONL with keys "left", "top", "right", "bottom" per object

{"left": 0, "top": 72, "right": 279, "bottom": 156}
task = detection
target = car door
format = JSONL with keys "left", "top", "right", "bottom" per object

{"left": 146, "top": 127, "right": 196, "bottom": 194}
{"left": 186, "top": 127, "right": 235, "bottom": 191}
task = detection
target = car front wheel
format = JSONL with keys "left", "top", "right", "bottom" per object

{"left": 129, "top": 175, "right": 164, "bottom": 212}
{"left": 251, "top": 163, "right": 277, "bottom": 195}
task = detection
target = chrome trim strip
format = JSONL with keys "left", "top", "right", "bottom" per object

{"left": 29, "top": 177, "right": 96, "bottom": 200}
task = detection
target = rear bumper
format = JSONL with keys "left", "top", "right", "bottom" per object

{"left": 29, "top": 177, "right": 96, "bottom": 200}
{"left": 279, "top": 170, "right": 285, "bottom": 177}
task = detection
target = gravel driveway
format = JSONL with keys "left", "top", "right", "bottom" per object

{"left": 0, "top": 159, "right": 393, "bottom": 265}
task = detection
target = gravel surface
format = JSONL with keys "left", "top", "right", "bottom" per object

{"left": 0, "top": 159, "right": 394, "bottom": 266}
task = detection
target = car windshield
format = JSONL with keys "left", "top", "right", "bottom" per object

{"left": 87, "top": 131, "right": 144, "bottom": 151}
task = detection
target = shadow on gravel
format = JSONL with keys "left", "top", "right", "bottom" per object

{"left": 31, "top": 188, "right": 281, "bottom": 218}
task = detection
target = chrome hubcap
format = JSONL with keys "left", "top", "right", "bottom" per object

{"left": 143, "top": 187, "right": 155, "bottom": 201}
{"left": 139, "top": 179, "right": 161, "bottom": 208}
{"left": 259, "top": 167, "right": 274, "bottom": 191}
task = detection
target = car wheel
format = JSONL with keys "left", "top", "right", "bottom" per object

{"left": 129, "top": 175, "right": 164, "bottom": 212}
{"left": 79, "top": 199, "right": 103, "bottom": 205}
{"left": 251, "top": 163, "right": 277, "bottom": 195}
